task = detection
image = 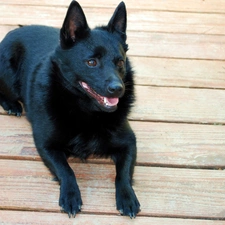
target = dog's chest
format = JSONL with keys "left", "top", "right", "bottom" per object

{"left": 67, "top": 129, "right": 111, "bottom": 159}
{"left": 64, "top": 118, "right": 114, "bottom": 159}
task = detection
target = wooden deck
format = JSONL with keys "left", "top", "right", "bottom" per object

{"left": 1, "top": 0, "right": 225, "bottom": 224}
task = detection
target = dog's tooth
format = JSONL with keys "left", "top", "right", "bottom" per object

{"left": 104, "top": 97, "right": 108, "bottom": 105}
{"left": 82, "top": 82, "right": 88, "bottom": 89}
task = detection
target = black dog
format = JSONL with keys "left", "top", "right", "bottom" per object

{"left": 0, "top": 1, "right": 140, "bottom": 218}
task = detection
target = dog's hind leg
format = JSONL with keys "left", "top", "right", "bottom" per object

{"left": 0, "top": 64, "right": 23, "bottom": 116}
{"left": 0, "top": 93, "right": 22, "bottom": 116}
{"left": 0, "top": 41, "right": 24, "bottom": 116}
{"left": 0, "top": 66, "right": 23, "bottom": 116}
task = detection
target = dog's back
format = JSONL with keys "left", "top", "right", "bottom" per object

{"left": 0, "top": 25, "right": 59, "bottom": 114}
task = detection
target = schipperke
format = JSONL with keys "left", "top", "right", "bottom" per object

{"left": 0, "top": 0, "right": 140, "bottom": 218}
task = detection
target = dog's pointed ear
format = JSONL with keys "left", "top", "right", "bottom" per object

{"left": 60, "top": 0, "right": 89, "bottom": 48}
{"left": 107, "top": 2, "right": 127, "bottom": 40}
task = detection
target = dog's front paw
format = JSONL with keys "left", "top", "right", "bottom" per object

{"left": 59, "top": 183, "right": 83, "bottom": 218}
{"left": 116, "top": 186, "right": 140, "bottom": 219}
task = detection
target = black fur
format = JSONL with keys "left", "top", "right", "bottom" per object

{"left": 0, "top": 1, "right": 140, "bottom": 218}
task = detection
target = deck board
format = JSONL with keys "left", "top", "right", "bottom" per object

{"left": 1, "top": 160, "right": 225, "bottom": 219}
{"left": 1, "top": 27, "right": 225, "bottom": 88}
{"left": 132, "top": 86, "right": 225, "bottom": 124}
{"left": 131, "top": 57, "right": 225, "bottom": 88}
{"left": 1, "top": 212, "right": 225, "bottom": 225}
{"left": 1, "top": 116, "right": 225, "bottom": 168}
{"left": 1, "top": 0, "right": 225, "bottom": 13}
{"left": 1, "top": 5, "right": 225, "bottom": 35}
{"left": 1, "top": 27, "right": 225, "bottom": 60}
{"left": 1, "top": 87, "right": 225, "bottom": 124}
{"left": 0, "top": 0, "right": 225, "bottom": 224}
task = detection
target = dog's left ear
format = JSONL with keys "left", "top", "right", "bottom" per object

{"left": 60, "top": 0, "right": 90, "bottom": 48}
{"left": 107, "top": 2, "right": 127, "bottom": 40}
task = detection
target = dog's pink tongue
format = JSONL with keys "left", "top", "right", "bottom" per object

{"left": 104, "top": 97, "right": 119, "bottom": 106}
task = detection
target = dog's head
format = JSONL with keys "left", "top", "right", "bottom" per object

{"left": 54, "top": 1, "right": 132, "bottom": 113}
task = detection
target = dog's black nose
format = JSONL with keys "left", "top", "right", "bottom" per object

{"left": 107, "top": 82, "right": 124, "bottom": 97}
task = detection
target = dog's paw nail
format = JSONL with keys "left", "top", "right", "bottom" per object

{"left": 52, "top": 176, "right": 59, "bottom": 182}
{"left": 129, "top": 212, "right": 135, "bottom": 219}
{"left": 119, "top": 209, "right": 124, "bottom": 215}
{"left": 68, "top": 212, "right": 76, "bottom": 218}
{"left": 60, "top": 207, "right": 65, "bottom": 213}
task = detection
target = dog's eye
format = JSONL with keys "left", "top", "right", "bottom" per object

{"left": 117, "top": 60, "right": 124, "bottom": 68}
{"left": 86, "top": 59, "right": 97, "bottom": 67}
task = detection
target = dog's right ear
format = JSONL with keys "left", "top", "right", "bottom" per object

{"left": 107, "top": 2, "right": 127, "bottom": 41}
{"left": 60, "top": 1, "right": 90, "bottom": 49}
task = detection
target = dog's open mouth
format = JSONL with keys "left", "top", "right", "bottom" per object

{"left": 79, "top": 81, "right": 119, "bottom": 111}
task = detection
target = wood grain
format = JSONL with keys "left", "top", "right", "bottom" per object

{"left": 131, "top": 121, "right": 225, "bottom": 167}
{"left": 0, "top": 27, "right": 225, "bottom": 89}
{"left": 127, "top": 32, "right": 225, "bottom": 60}
{"left": 0, "top": 116, "right": 225, "bottom": 168}
{"left": 1, "top": 87, "right": 225, "bottom": 123}
{"left": 1, "top": 211, "right": 225, "bottom": 225}
{"left": 0, "top": 5, "right": 225, "bottom": 35}
{"left": 1, "top": 160, "right": 225, "bottom": 219}
{"left": 0, "top": 86, "right": 225, "bottom": 123}
{"left": 131, "top": 57, "right": 225, "bottom": 89}
{"left": 1, "top": 0, "right": 225, "bottom": 13}
{"left": 131, "top": 86, "right": 225, "bottom": 124}
{"left": 1, "top": 27, "right": 225, "bottom": 60}
{"left": 0, "top": 0, "right": 225, "bottom": 223}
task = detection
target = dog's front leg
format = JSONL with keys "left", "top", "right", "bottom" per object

{"left": 112, "top": 125, "right": 140, "bottom": 218}
{"left": 38, "top": 147, "right": 82, "bottom": 218}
